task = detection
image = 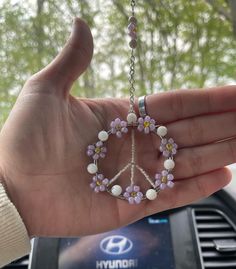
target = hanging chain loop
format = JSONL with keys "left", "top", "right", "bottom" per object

{"left": 129, "top": 49, "right": 136, "bottom": 112}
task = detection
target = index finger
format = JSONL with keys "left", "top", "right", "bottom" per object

{"left": 146, "top": 85, "right": 236, "bottom": 123}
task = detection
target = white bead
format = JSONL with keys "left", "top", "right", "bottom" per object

{"left": 87, "top": 163, "right": 98, "bottom": 174}
{"left": 98, "top": 130, "right": 109, "bottom": 141}
{"left": 111, "top": 185, "right": 122, "bottom": 196}
{"left": 164, "top": 159, "right": 175, "bottom": 170}
{"left": 157, "top": 126, "right": 167, "bottom": 137}
{"left": 127, "top": 113, "right": 137, "bottom": 124}
{"left": 146, "top": 189, "right": 157, "bottom": 200}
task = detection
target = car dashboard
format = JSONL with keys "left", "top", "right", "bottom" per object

{"left": 3, "top": 183, "right": 236, "bottom": 269}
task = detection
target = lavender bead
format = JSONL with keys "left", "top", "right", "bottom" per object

{"left": 121, "top": 127, "right": 128, "bottom": 133}
{"left": 128, "top": 197, "right": 135, "bottom": 204}
{"left": 90, "top": 182, "right": 96, "bottom": 188}
{"left": 101, "top": 147, "right": 107, "bottom": 153}
{"left": 96, "top": 141, "right": 103, "bottom": 147}
{"left": 138, "top": 125, "right": 144, "bottom": 131}
{"left": 150, "top": 124, "right": 155, "bottom": 131}
{"left": 144, "top": 127, "right": 150, "bottom": 134}
{"left": 134, "top": 196, "right": 141, "bottom": 204}
{"left": 110, "top": 121, "right": 116, "bottom": 128}
{"left": 137, "top": 192, "right": 143, "bottom": 198}
{"left": 115, "top": 118, "right": 120, "bottom": 124}
{"left": 162, "top": 170, "right": 168, "bottom": 176}
{"left": 167, "top": 174, "right": 174, "bottom": 181}
{"left": 160, "top": 183, "right": 166, "bottom": 190}
{"left": 102, "top": 178, "right": 109, "bottom": 185}
{"left": 138, "top": 118, "right": 144, "bottom": 124}
{"left": 116, "top": 131, "right": 122, "bottom": 138}
{"left": 133, "top": 185, "right": 140, "bottom": 192}
{"left": 128, "top": 23, "right": 136, "bottom": 31}
{"left": 167, "top": 181, "right": 174, "bottom": 188}
{"left": 120, "top": 121, "right": 127, "bottom": 127}
{"left": 87, "top": 150, "right": 93, "bottom": 156}
{"left": 93, "top": 153, "right": 99, "bottom": 160}
{"left": 163, "top": 151, "right": 169, "bottom": 157}
{"left": 126, "top": 186, "right": 133, "bottom": 192}
{"left": 172, "top": 148, "right": 177, "bottom": 154}
{"left": 97, "top": 174, "right": 104, "bottom": 180}
{"left": 129, "top": 31, "right": 137, "bottom": 40}
{"left": 99, "top": 185, "right": 106, "bottom": 191}
{"left": 94, "top": 186, "right": 100, "bottom": 193}
{"left": 123, "top": 192, "right": 130, "bottom": 198}
{"left": 100, "top": 153, "right": 105, "bottom": 158}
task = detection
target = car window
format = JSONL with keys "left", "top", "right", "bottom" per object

{"left": 1, "top": 0, "right": 236, "bottom": 128}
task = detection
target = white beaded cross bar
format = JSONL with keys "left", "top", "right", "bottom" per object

{"left": 86, "top": 112, "right": 178, "bottom": 205}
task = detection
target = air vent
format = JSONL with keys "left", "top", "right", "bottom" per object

{"left": 192, "top": 208, "right": 236, "bottom": 269}
{"left": 3, "top": 255, "right": 29, "bottom": 269}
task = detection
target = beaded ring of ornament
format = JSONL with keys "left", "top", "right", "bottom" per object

{"left": 86, "top": 113, "right": 178, "bottom": 205}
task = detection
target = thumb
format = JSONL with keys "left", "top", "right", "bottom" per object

{"left": 36, "top": 17, "right": 94, "bottom": 95}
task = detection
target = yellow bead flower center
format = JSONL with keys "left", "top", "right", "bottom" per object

{"left": 161, "top": 176, "right": 168, "bottom": 184}
{"left": 143, "top": 121, "right": 150, "bottom": 128}
{"left": 131, "top": 191, "right": 137, "bottom": 197}
{"left": 115, "top": 124, "right": 121, "bottom": 130}
{"left": 96, "top": 181, "right": 101, "bottom": 186}
{"left": 166, "top": 143, "right": 173, "bottom": 151}
{"left": 95, "top": 147, "right": 101, "bottom": 154}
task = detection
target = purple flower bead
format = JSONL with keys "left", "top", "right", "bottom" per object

{"left": 110, "top": 118, "right": 128, "bottom": 138}
{"left": 129, "top": 31, "right": 137, "bottom": 39}
{"left": 155, "top": 170, "right": 174, "bottom": 190}
{"left": 160, "top": 138, "right": 178, "bottom": 157}
{"left": 137, "top": 115, "right": 156, "bottom": 134}
{"left": 87, "top": 141, "right": 107, "bottom": 160}
{"left": 123, "top": 185, "right": 143, "bottom": 204}
{"left": 90, "top": 174, "right": 110, "bottom": 193}
{"left": 128, "top": 23, "right": 136, "bottom": 31}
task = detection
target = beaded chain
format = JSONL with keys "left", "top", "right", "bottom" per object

{"left": 86, "top": 0, "right": 178, "bottom": 204}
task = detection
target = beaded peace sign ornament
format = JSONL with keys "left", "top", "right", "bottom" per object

{"left": 86, "top": 0, "right": 178, "bottom": 204}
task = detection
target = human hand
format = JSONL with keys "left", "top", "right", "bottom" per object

{"left": 0, "top": 18, "right": 233, "bottom": 237}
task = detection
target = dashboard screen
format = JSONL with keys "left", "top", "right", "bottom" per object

{"left": 58, "top": 215, "right": 175, "bottom": 269}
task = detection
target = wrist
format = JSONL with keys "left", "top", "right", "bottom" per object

{"left": 0, "top": 169, "right": 34, "bottom": 237}
{"left": 0, "top": 176, "right": 11, "bottom": 201}
{"left": 0, "top": 181, "right": 31, "bottom": 266}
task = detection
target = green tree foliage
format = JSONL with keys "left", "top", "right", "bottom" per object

{"left": 0, "top": 0, "right": 236, "bottom": 127}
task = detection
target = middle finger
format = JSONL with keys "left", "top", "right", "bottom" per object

{"left": 173, "top": 137, "right": 236, "bottom": 179}
{"left": 167, "top": 111, "right": 236, "bottom": 148}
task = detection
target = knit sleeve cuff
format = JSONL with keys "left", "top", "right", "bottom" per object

{"left": 0, "top": 183, "right": 31, "bottom": 268}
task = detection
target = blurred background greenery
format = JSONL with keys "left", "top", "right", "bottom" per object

{"left": 0, "top": 0, "right": 236, "bottom": 128}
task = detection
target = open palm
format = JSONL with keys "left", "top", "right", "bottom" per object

{"left": 0, "top": 18, "right": 234, "bottom": 237}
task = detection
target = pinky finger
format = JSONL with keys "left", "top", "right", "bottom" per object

{"left": 145, "top": 167, "right": 232, "bottom": 216}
